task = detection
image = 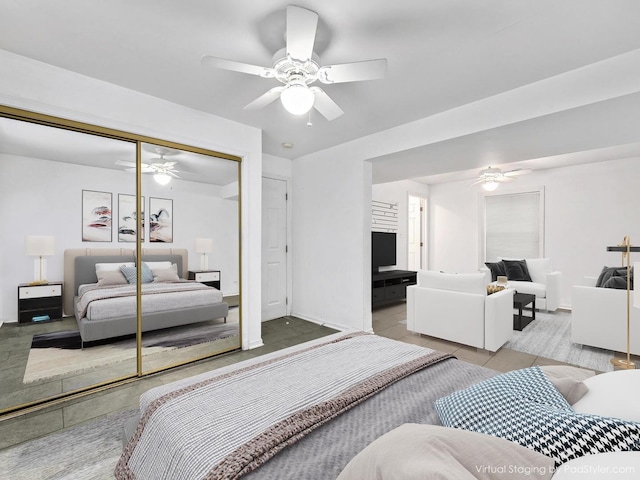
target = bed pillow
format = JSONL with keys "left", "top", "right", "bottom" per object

{"left": 502, "top": 259, "right": 532, "bottom": 281}
{"left": 144, "top": 261, "right": 173, "bottom": 273}
{"left": 95, "top": 262, "right": 134, "bottom": 272}
{"left": 435, "top": 366, "right": 640, "bottom": 466}
{"left": 337, "top": 423, "right": 555, "bottom": 480}
{"left": 540, "top": 365, "right": 594, "bottom": 405}
{"left": 96, "top": 269, "right": 128, "bottom": 286}
{"left": 120, "top": 262, "right": 155, "bottom": 284}
{"left": 153, "top": 263, "right": 181, "bottom": 283}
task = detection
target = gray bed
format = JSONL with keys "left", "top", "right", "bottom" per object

{"left": 63, "top": 248, "right": 229, "bottom": 344}
{"left": 115, "top": 333, "right": 500, "bottom": 479}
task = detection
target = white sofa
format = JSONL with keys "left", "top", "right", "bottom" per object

{"left": 482, "top": 258, "right": 562, "bottom": 311}
{"left": 571, "top": 276, "right": 640, "bottom": 355}
{"left": 407, "top": 270, "right": 514, "bottom": 352}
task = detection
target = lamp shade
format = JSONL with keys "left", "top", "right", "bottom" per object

{"left": 25, "top": 235, "right": 55, "bottom": 256}
{"left": 195, "top": 237, "right": 213, "bottom": 253}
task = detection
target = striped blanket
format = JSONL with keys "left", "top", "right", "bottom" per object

{"left": 115, "top": 333, "right": 453, "bottom": 480}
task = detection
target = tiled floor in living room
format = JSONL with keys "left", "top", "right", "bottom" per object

{"left": 372, "top": 302, "right": 603, "bottom": 373}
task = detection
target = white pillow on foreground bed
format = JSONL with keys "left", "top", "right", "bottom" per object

{"left": 337, "top": 423, "right": 555, "bottom": 480}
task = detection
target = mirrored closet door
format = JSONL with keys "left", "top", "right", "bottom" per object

{"left": 0, "top": 108, "right": 241, "bottom": 415}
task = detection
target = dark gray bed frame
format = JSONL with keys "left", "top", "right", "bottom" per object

{"left": 64, "top": 249, "right": 229, "bottom": 344}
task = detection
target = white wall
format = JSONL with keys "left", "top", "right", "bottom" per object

{"left": 372, "top": 179, "right": 430, "bottom": 271}
{"left": 429, "top": 158, "right": 640, "bottom": 308}
{"left": 0, "top": 49, "right": 263, "bottom": 349}
{"left": 292, "top": 154, "right": 372, "bottom": 332}
{"left": 0, "top": 155, "right": 239, "bottom": 321}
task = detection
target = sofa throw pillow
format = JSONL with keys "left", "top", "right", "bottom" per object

{"left": 595, "top": 266, "right": 626, "bottom": 287}
{"left": 485, "top": 261, "right": 506, "bottom": 282}
{"left": 435, "top": 366, "right": 640, "bottom": 467}
{"left": 120, "top": 262, "right": 155, "bottom": 284}
{"left": 603, "top": 275, "right": 633, "bottom": 290}
{"left": 502, "top": 259, "right": 532, "bottom": 281}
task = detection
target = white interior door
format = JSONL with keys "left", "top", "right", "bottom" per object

{"left": 408, "top": 195, "right": 425, "bottom": 271}
{"left": 262, "top": 177, "right": 288, "bottom": 320}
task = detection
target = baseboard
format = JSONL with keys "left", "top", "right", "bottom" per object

{"left": 288, "top": 312, "right": 349, "bottom": 332}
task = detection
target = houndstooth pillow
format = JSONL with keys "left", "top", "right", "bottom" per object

{"left": 435, "top": 366, "right": 640, "bottom": 466}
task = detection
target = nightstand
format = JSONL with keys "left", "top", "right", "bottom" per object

{"left": 18, "top": 282, "right": 63, "bottom": 323}
{"left": 188, "top": 270, "right": 221, "bottom": 290}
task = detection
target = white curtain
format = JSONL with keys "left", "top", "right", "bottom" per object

{"left": 484, "top": 191, "right": 541, "bottom": 261}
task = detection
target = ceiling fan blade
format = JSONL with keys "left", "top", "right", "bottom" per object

{"left": 115, "top": 160, "right": 137, "bottom": 168}
{"left": 167, "top": 171, "right": 181, "bottom": 179}
{"left": 496, "top": 176, "right": 515, "bottom": 182}
{"left": 311, "top": 87, "right": 344, "bottom": 121}
{"left": 470, "top": 178, "right": 486, "bottom": 185}
{"left": 504, "top": 168, "right": 533, "bottom": 177}
{"left": 201, "top": 55, "right": 275, "bottom": 78}
{"left": 244, "top": 86, "right": 285, "bottom": 110}
{"left": 286, "top": 5, "right": 318, "bottom": 62}
{"left": 318, "top": 58, "right": 388, "bottom": 84}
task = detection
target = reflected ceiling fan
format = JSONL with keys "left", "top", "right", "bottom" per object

{"left": 115, "top": 154, "right": 182, "bottom": 185}
{"left": 471, "top": 166, "right": 532, "bottom": 191}
{"left": 201, "top": 4, "right": 387, "bottom": 121}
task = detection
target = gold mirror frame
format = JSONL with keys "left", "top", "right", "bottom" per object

{"left": 0, "top": 105, "right": 242, "bottom": 417}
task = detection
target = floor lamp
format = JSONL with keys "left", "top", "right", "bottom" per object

{"left": 607, "top": 236, "right": 639, "bottom": 370}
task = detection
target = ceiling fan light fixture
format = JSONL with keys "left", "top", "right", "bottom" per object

{"left": 280, "top": 82, "right": 315, "bottom": 115}
{"left": 154, "top": 172, "right": 171, "bottom": 185}
{"left": 482, "top": 180, "right": 499, "bottom": 192}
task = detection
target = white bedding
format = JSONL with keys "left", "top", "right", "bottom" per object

{"left": 76, "top": 281, "right": 223, "bottom": 321}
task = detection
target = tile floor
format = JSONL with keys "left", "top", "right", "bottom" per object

{"left": 1, "top": 301, "right": 633, "bottom": 449}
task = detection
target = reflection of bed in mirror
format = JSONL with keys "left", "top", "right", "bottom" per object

{"left": 63, "top": 248, "right": 229, "bottom": 345}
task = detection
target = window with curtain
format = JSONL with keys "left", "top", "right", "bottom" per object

{"left": 484, "top": 190, "right": 543, "bottom": 261}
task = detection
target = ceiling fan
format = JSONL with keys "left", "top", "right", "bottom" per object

{"left": 471, "top": 166, "right": 532, "bottom": 191}
{"left": 115, "top": 154, "right": 182, "bottom": 185}
{"left": 200, "top": 4, "right": 387, "bottom": 121}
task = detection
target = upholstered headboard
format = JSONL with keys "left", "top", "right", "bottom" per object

{"left": 63, "top": 248, "right": 188, "bottom": 316}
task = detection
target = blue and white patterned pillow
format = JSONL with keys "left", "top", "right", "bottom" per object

{"left": 435, "top": 366, "right": 640, "bottom": 466}
{"left": 119, "top": 262, "right": 154, "bottom": 284}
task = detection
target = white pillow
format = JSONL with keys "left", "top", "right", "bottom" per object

{"left": 144, "top": 261, "right": 173, "bottom": 273}
{"left": 525, "top": 258, "right": 553, "bottom": 284}
{"left": 572, "top": 370, "right": 640, "bottom": 422}
{"left": 95, "top": 262, "right": 134, "bottom": 272}
{"left": 552, "top": 452, "right": 640, "bottom": 479}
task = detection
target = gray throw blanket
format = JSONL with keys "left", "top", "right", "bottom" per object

{"left": 115, "top": 333, "right": 453, "bottom": 480}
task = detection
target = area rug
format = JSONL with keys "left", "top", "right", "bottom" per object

{"left": 503, "top": 310, "right": 613, "bottom": 372}
{"left": 23, "top": 308, "right": 239, "bottom": 384}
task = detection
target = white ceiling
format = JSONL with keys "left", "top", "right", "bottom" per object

{"left": 1, "top": 0, "right": 640, "bottom": 185}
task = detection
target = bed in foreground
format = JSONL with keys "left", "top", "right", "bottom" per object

{"left": 116, "top": 332, "right": 640, "bottom": 480}
{"left": 116, "top": 332, "right": 498, "bottom": 479}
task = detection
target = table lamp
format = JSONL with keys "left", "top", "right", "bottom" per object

{"left": 25, "top": 235, "right": 55, "bottom": 285}
{"left": 195, "top": 237, "right": 213, "bottom": 271}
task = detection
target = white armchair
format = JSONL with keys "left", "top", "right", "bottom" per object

{"left": 407, "top": 270, "right": 514, "bottom": 352}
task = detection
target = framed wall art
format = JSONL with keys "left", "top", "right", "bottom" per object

{"left": 149, "top": 197, "right": 173, "bottom": 243}
{"left": 118, "top": 194, "right": 144, "bottom": 242}
{"left": 82, "top": 190, "right": 112, "bottom": 242}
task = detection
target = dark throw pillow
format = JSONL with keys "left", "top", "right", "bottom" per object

{"left": 596, "top": 266, "right": 627, "bottom": 288}
{"left": 503, "top": 259, "right": 532, "bottom": 282}
{"left": 603, "top": 268, "right": 634, "bottom": 290}
{"left": 485, "top": 261, "right": 506, "bottom": 282}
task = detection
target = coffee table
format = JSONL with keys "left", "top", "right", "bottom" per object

{"left": 513, "top": 292, "right": 536, "bottom": 331}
